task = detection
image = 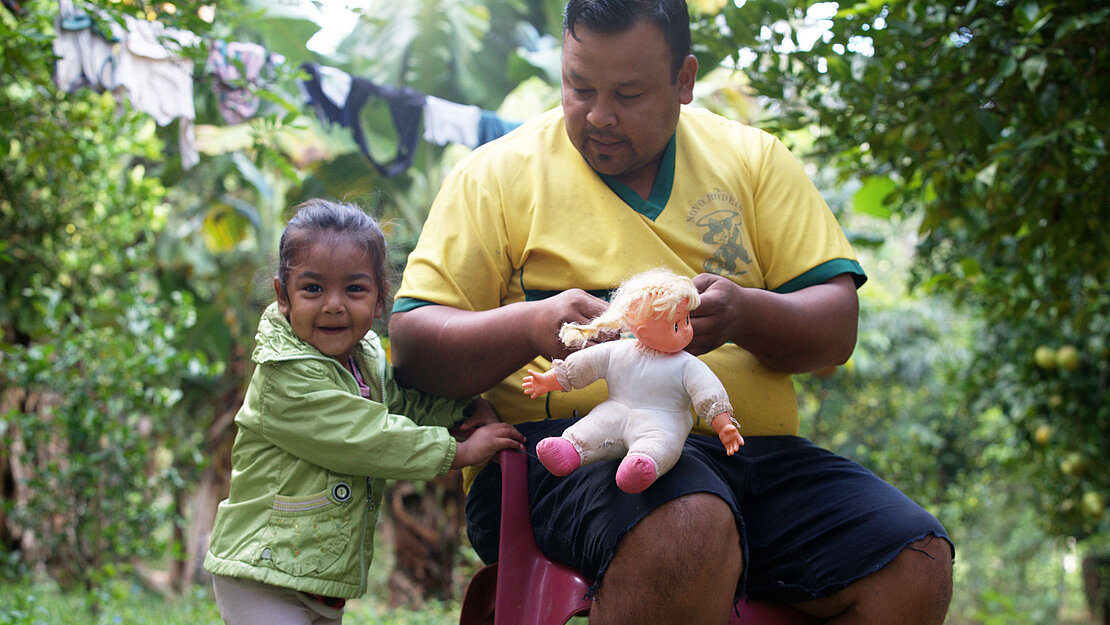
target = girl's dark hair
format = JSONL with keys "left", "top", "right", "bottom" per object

{"left": 275, "top": 199, "right": 391, "bottom": 313}
{"left": 563, "top": 0, "right": 691, "bottom": 82}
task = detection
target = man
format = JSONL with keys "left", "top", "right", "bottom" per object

{"left": 389, "top": 1, "right": 954, "bottom": 623}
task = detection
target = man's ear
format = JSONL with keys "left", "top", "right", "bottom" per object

{"left": 677, "top": 54, "right": 697, "bottom": 105}
{"left": 274, "top": 277, "right": 290, "bottom": 316}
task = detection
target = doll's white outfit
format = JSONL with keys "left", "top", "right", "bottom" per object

{"left": 547, "top": 339, "right": 733, "bottom": 479}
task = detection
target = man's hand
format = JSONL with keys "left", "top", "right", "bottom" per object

{"left": 530, "top": 288, "right": 610, "bottom": 361}
{"left": 688, "top": 273, "right": 744, "bottom": 356}
{"left": 390, "top": 288, "right": 607, "bottom": 398}
{"left": 450, "top": 398, "right": 500, "bottom": 441}
{"left": 688, "top": 273, "right": 859, "bottom": 373}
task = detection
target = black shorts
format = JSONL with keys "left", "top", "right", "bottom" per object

{"left": 465, "top": 418, "right": 953, "bottom": 602}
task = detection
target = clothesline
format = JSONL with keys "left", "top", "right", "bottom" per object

{"left": 51, "top": 0, "right": 523, "bottom": 174}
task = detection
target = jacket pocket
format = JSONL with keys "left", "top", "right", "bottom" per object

{"left": 259, "top": 486, "right": 350, "bottom": 576}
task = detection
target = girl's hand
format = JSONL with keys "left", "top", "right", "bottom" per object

{"left": 451, "top": 422, "right": 526, "bottom": 469}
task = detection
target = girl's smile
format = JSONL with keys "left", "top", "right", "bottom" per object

{"left": 276, "top": 238, "right": 382, "bottom": 364}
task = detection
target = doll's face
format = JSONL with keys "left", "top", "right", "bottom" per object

{"left": 633, "top": 302, "right": 692, "bottom": 354}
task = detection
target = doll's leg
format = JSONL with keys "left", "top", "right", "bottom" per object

{"left": 536, "top": 436, "right": 581, "bottom": 475}
{"left": 537, "top": 405, "right": 628, "bottom": 475}
{"left": 616, "top": 415, "right": 690, "bottom": 493}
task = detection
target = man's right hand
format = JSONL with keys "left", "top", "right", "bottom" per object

{"left": 390, "top": 289, "right": 608, "bottom": 398}
{"left": 529, "top": 288, "right": 610, "bottom": 361}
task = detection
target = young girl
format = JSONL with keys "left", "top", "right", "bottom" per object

{"left": 523, "top": 268, "right": 742, "bottom": 494}
{"left": 204, "top": 199, "right": 524, "bottom": 625}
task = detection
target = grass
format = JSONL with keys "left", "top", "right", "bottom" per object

{"left": 0, "top": 577, "right": 460, "bottom": 625}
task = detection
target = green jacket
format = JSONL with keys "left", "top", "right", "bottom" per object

{"left": 204, "top": 303, "right": 467, "bottom": 598}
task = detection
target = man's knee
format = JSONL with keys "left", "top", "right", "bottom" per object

{"left": 593, "top": 494, "right": 742, "bottom": 624}
{"left": 909, "top": 535, "right": 955, "bottom": 615}
{"left": 639, "top": 493, "right": 741, "bottom": 568}
{"left": 795, "top": 534, "right": 953, "bottom": 625}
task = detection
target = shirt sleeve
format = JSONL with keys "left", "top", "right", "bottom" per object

{"left": 394, "top": 161, "right": 515, "bottom": 312}
{"left": 750, "top": 134, "right": 866, "bottom": 292}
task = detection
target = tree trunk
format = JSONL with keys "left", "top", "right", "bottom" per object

{"left": 179, "top": 376, "right": 241, "bottom": 589}
{"left": 387, "top": 471, "right": 466, "bottom": 607}
{"left": 1084, "top": 553, "right": 1110, "bottom": 625}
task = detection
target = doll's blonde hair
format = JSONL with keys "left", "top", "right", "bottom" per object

{"left": 559, "top": 268, "right": 700, "bottom": 348}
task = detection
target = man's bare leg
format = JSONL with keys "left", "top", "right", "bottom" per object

{"left": 793, "top": 534, "right": 953, "bottom": 624}
{"left": 589, "top": 493, "right": 742, "bottom": 625}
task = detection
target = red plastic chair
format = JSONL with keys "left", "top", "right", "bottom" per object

{"left": 458, "top": 449, "right": 819, "bottom": 625}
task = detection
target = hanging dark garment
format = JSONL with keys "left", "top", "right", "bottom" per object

{"left": 300, "top": 62, "right": 425, "bottom": 177}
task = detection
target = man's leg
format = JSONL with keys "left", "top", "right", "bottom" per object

{"left": 793, "top": 535, "right": 953, "bottom": 625}
{"left": 590, "top": 493, "right": 742, "bottom": 625}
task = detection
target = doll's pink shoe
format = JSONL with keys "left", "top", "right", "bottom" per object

{"left": 616, "top": 454, "right": 658, "bottom": 494}
{"left": 536, "top": 437, "right": 582, "bottom": 476}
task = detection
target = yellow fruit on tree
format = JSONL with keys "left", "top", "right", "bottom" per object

{"left": 1033, "top": 424, "right": 1053, "bottom": 445}
{"left": 1061, "top": 452, "right": 1088, "bottom": 477}
{"left": 1082, "top": 491, "right": 1106, "bottom": 519}
{"left": 1034, "top": 345, "right": 1057, "bottom": 370}
{"left": 1056, "top": 345, "right": 1080, "bottom": 371}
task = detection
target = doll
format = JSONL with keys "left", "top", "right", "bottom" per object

{"left": 523, "top": 268, "right": 744, "bottom": 493}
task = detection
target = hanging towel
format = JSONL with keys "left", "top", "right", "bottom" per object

{"left": 113, "top": 14, "right": 200, "bottom": 168}
{"left": 53, "top": 3, "right": 201, "bottom": 168}
{"left": 422, "top": 95, "right": 482, "bottom": 148}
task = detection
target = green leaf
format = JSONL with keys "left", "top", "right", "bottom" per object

{"left": 1021, "top": 55, "right": 1047, "bottom": 91}
{"left": 852, "top": 176, "right": 897, "bottom": 219}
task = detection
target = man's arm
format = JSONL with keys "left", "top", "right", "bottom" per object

{"left": 389, "top": 290, "right": 610, "bottom": 398}
{"left": 688, "top": 272, "right": 859, "bottom": 374}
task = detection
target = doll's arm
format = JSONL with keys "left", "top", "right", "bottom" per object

{"left": 710, "top": 413, "right": 744, "bottom": 455}
{"left": 522, "top": 343, "right": 613, "bottom": 399}
{"left": 523, "top": 369, "right": 565, "bottom": 398}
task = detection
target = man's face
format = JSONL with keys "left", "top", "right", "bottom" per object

{"left": 561, "top": 20, "right": 695, "bottom": 189}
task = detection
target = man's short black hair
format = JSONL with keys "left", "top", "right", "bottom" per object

{"left": 563, "top": 0, "right": 691, "bottom": 82}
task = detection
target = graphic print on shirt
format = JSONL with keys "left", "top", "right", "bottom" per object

{"left": 686, "top": 188, "right": 753, "bottom": 278}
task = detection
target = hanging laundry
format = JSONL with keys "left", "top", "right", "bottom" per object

{"left": 52, "top": 1, "right": 201, "bottom": 169}
{"left": 423, "top": 95, "right": 523, "bottom": 149}
{"left": 477, "top": 110, "right": 522, "bottom": 146}
{"left": 206, "top": 40, "right": 284, "bottom": 125}
{"left": 115, "top": 14, "right": 200, "bottom": 168}
{"left": 300, "top": 62, "right": 425, "bottom": 178}
{"left": 422, "top": 95, "right": 482, "bottom": 148}
{"left": 53, "top": 0, "right": 117, "bottom": 93}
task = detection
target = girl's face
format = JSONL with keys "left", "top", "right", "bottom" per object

{"left": 275, "top": 238, "right": 382, "bottom": 364}
{"left": 633, "top": 302, "right": 692, "bottom": 354}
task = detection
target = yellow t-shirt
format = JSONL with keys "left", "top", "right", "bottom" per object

{"left": 395, "top": 106, "right": 865, "bottom": 439}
